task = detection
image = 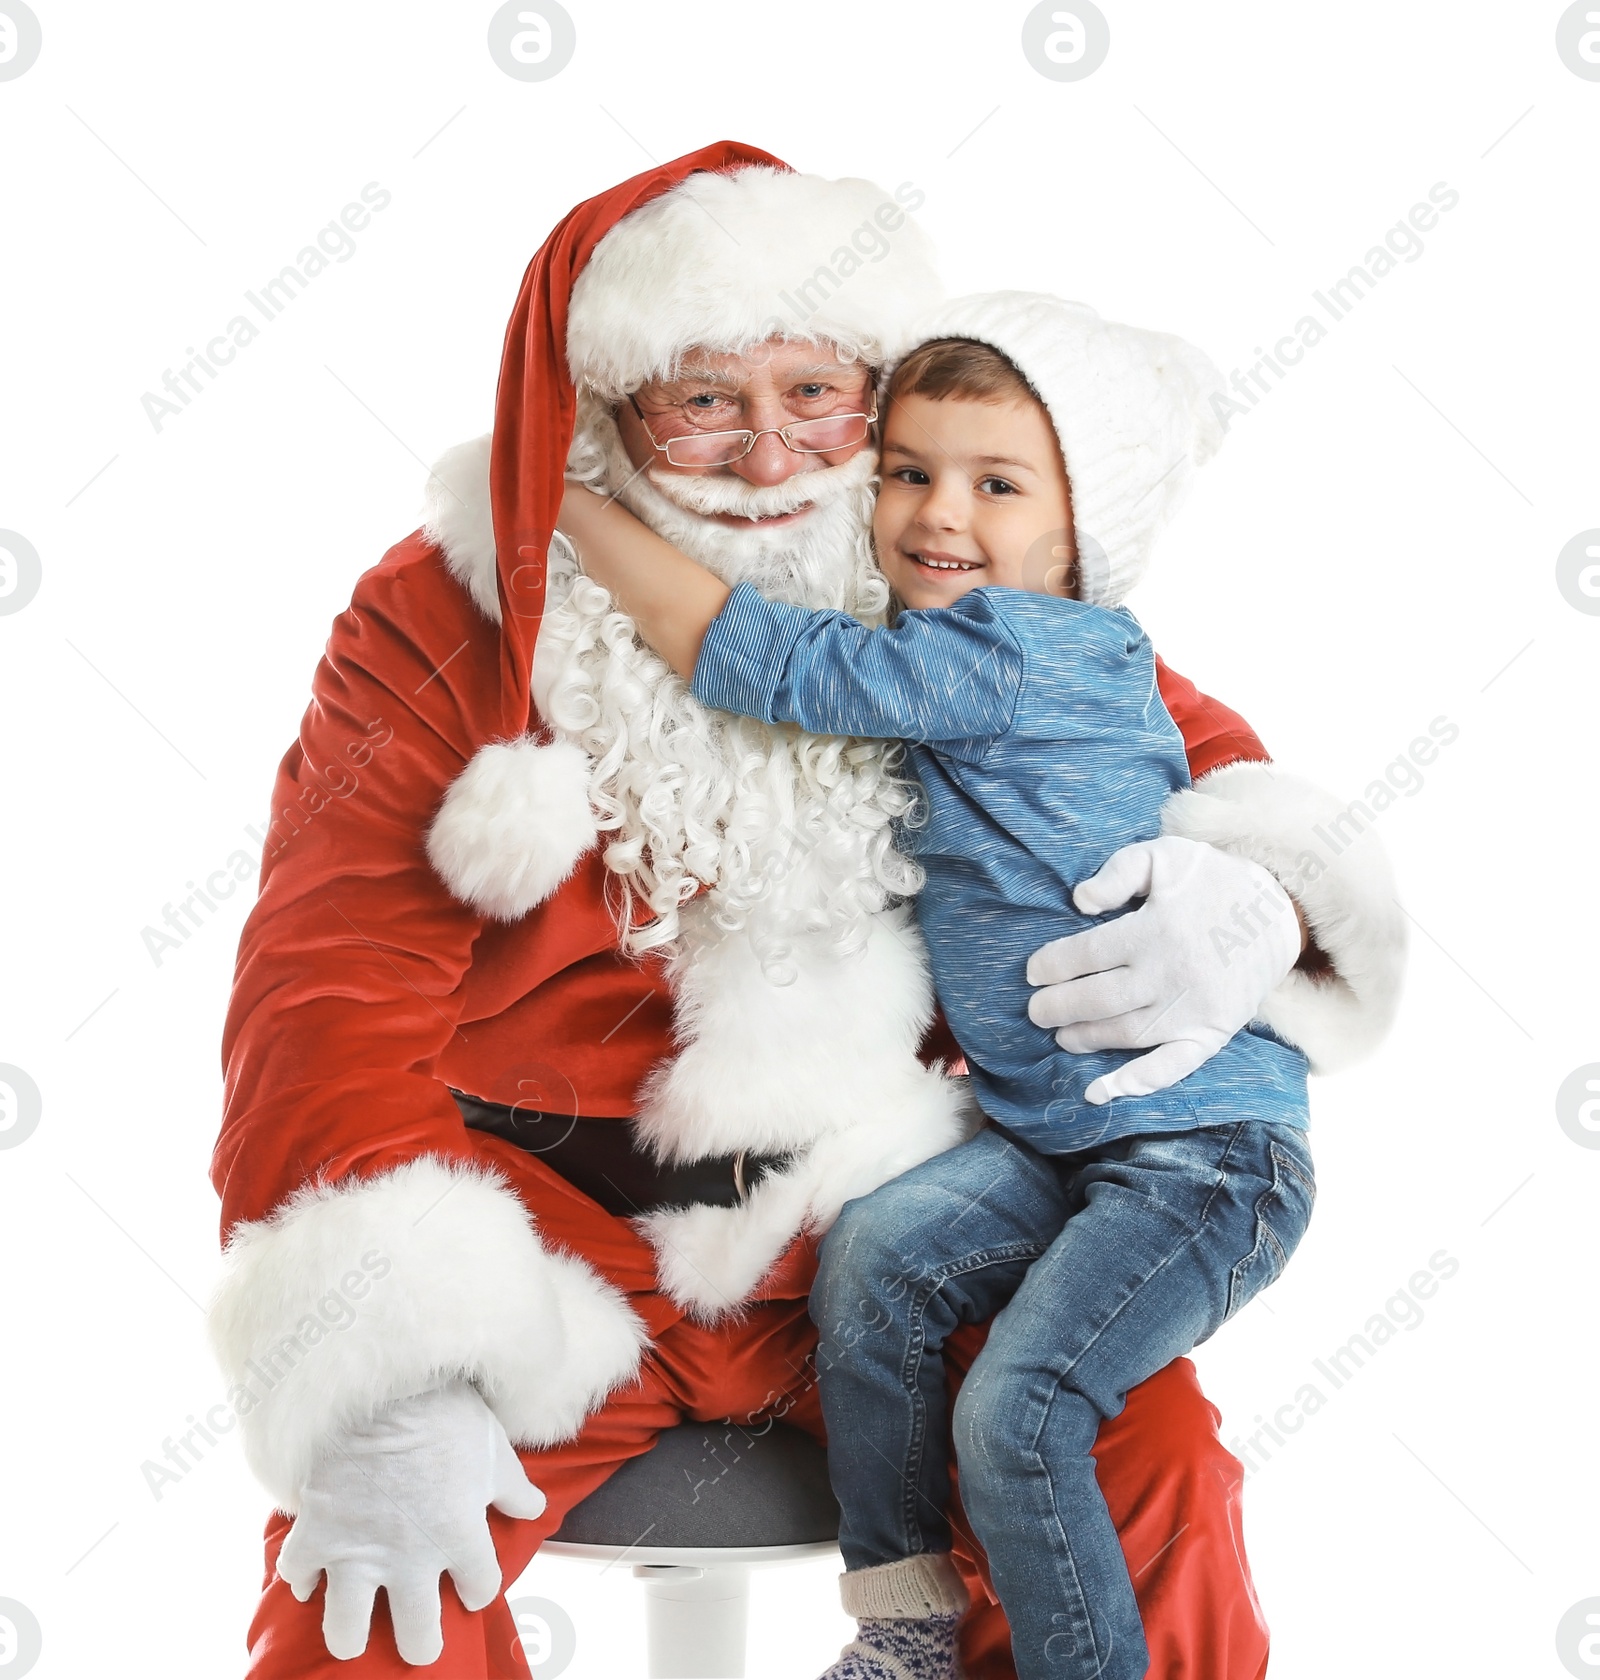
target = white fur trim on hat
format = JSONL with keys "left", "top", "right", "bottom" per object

{"left": 421, "top": 433, "right": 498, "bottom": 622}
{"left": 568, "top": 167, "right": 942, "bottom": 399}
{"left": 891, "top": 291, "right": 1227, "bottom": 607}
{"left": 1160, "top": 761, "right": 1407, "bottom": 1072}
{"left": 427, "top": 736, "right": 599, "bottom": 918}
{"left": 207, "top": 1156, "right": 649, "bottom": 1511}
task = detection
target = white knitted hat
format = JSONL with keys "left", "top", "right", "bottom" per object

{"left": 567, "top": 166, "right": 943, "bottom": 400}
{"left": 888, "top": 291, "right": 1227, "bottom": 605}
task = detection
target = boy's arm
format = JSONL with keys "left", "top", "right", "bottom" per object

{"left": 558, "top": 481, "right": 729, "bottom": 680}
{"left": 559, "top": 483, "right": 1021, "bottom": 744}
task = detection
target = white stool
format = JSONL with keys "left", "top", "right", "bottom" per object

{"left": 542, "top": 1421, "right": 840, "bottom": 1678}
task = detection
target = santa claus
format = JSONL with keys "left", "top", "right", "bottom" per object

{"left": 207, "top": 142, "right": 1403, "bottom": 1677}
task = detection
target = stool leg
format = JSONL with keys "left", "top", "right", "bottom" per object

{"left": 635, "top": 1564, "right": 750, "bottom": 1678}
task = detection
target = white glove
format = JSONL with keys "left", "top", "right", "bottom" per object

{"left": 277, "top": 1378, "right": 548, "bottom": 1666}
{"left": 1027, "top": 835, "right": 1302, "bottom": 1105}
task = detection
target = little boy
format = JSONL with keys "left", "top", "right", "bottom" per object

{"left": 557, "top": 291, "right": 1314, "bottom": 1680}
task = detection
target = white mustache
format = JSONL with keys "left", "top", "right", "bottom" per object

{"left": 645, "top": 451, "right": 873, "bottom": 519}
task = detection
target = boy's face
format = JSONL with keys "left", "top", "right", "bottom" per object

{"left": 872, "top": 391, "right": 1077, "bottom": 611}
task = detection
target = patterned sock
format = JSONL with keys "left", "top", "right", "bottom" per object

{"left": 817, "top": 1554, "right": 969, "bottom": 1680}
{"left": 818, "top": 1613, "right": 965, "bottom": 1680}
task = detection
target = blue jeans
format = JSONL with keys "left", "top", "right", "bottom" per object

{"left": 810, "top": 1117, "right": 1315, "bottom": 1680}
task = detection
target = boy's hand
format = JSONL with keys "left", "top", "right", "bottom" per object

{"left": 1026, "top": 835, "right": 1302, "bottom": 1103}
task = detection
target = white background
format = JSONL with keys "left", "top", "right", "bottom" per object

{"left": 1, "top": 2, "right": 1597, "bottom": 1676}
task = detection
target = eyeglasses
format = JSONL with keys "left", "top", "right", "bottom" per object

{"left": 627, "top": 392, "right": 878, "bottom": 468}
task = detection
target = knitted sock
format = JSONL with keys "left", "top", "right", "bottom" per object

{"left": 817, "top": 1553, "right": 969, "bottom": 1680}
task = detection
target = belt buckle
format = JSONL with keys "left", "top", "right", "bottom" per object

{"left": 732, "top": 1148, "right": 750, "bottom": 1204}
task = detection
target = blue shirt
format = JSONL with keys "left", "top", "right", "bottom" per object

{"left": 693, "top": 581, "right": 1308, "bottom": 1152}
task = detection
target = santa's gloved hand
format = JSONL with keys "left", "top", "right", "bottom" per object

{"left": 1027, "top": 835, "right": 1302, "bottom": 1104}
{"left": 277, "top": 1377, "right": 548, "bottom": 1665}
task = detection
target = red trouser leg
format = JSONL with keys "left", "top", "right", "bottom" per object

{"left": 945, "top": 1323, "right": 1270, "bottom": 1680}
{"left": 242, "top": 1303, "right": 1266, "bottom": 1680}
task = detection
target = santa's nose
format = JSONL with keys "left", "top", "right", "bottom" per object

{"left": 729, "top": 429, "right": 808, "bottom": 487}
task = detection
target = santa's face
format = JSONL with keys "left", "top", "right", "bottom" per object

{"left": 617, "top": 338, "right": 875, "bottom": 522}
{"left": 578, "top": 337, "right": 885, "bottom": 611}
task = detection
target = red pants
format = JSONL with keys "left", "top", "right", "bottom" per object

{"left": 243, "top": 1298, "right": 1268, "bottom": 1678}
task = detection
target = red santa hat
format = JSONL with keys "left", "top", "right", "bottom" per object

{"left": 485, "top": 142, "right": 942, "bottom": 736}
{"left": 566, "top": 165, "right": 942, "bottom": 400}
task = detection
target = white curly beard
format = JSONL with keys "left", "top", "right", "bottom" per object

{"left": 531, "top": 393, "right": 923, "bottom": 973}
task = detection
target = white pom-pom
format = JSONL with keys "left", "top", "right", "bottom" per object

{"left": 426, "top": 737, "right": 598, "bottom": 919}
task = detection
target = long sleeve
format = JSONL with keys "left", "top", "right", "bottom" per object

{"left": 692, "top": 580, "right": 1023, "bottom": 747}
{"left": 214, "top": 555, "right": 492, "bottom": 1227}
{"left": 207, "top": 536, "right": 647, "bottom": 1512}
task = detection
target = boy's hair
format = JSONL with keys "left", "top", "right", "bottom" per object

{"left": 886, "top": 336, "right": 1040, "bottom": 408}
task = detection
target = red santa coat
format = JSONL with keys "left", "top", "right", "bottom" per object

{"left": 208, "top": 146, "right": 1404, "bottom": 1677}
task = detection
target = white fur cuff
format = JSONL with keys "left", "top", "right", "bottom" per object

{"left": 207, "top": 1156, "right": 648, "bottom": 1511}
{"left": 1161, "top": 761, "right": 1407, "bottom": 1073}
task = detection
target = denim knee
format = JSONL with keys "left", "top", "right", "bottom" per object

{"left": 953, "top": 1354, "right": 1102, "bottom": 1499}
{"left": 950, "top": 1369, "right": 986, "bottom": 1473}
{"left": 811, "top": 1197, "right": 914, "bottom": 1335}
{"left": 950, "top": 1362, "right": 1027, "bottom": 1494}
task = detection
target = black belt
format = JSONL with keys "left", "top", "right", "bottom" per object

{"left": 451, "top": 1089, "right": 796, "bottom": 1218}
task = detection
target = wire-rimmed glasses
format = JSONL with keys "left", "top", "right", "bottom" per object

{"left": 627, "top": 392, "right": 878, "bottom": 468}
